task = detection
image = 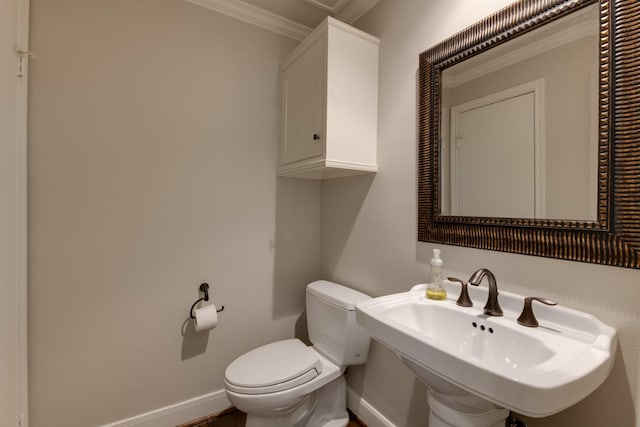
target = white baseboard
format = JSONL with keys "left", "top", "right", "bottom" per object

{"left": 101, "top": 389, "right": 231, "bottom": 427}
{"left": 101, "top": 386, "right": 391, "bottom": 427}
{"left": 347, "top": 387, "right": 396, "bottom": 427}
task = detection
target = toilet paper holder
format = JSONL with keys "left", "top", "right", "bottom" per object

{"left": 189, "top": 283, "right": 224, "bottom": 319}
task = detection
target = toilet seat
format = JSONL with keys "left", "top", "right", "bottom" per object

{"left": 225, "top": 339, "right": 322, "bottom": 395}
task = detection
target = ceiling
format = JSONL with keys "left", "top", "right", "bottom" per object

{"left": 185, "top": 0, "right": 381, "bottom": 40}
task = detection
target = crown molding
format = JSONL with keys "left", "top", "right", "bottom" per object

{"left": 335, "top": 0, "right": 380, "bottom": 24}
{"left": 185, "top": 0, "right": 312, "bottom": 40}
{"left": 300, "top": 0, "right": 349, "bottom": 15}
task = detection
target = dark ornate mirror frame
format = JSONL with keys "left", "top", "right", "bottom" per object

{"left": 418, "top": 0, "right": 640, "bottom": 268}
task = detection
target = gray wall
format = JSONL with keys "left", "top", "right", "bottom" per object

{"left": 28, "top": 0, "right": 320, "bottom": 425}
{"left": 322, "top": 0, "right": 640, "bottom": 426}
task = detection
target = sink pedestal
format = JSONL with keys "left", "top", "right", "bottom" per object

{"left": 398, "top": 352, "right": 509, "bottom": 427}
{"left": 427, "top": 392, "right": 508, "bottom": 427}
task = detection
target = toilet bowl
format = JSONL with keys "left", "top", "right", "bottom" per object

{"left": 224, "top": 281, "right": 371, "bottom": 427}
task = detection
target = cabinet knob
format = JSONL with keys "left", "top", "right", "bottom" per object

{"left": 313, "top": 134, "right": 320, "bottom": 141}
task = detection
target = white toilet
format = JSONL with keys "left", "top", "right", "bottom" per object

{"left": 224, "top": 280, "right": 371, "bottom": 427}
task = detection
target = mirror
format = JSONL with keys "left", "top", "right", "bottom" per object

{"left": 418, "top": 0, "right": 640, "bottom": 268}
{"left": 440, "top": 5, "right": 598, "bottom": 220}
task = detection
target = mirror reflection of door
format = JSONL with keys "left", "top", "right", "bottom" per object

{"left": 440, "top": 3, "right": 599, "bottom": 221}
{"left": 449, "top": 81, "right": 543, "bottom": 218}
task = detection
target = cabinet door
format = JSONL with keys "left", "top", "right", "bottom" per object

{"left": 281, "top": 37, "right": 325, "bottom": 164}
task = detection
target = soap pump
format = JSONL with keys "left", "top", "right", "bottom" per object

{"left": 426, "top": 249, "right": 447, "bottom": 300}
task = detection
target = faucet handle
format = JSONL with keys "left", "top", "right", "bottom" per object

{"left": 448, "top": 277, "right": 472, "bottom": 307}
{"left": 517, "top": 296, "right": 557, "bottom": 327}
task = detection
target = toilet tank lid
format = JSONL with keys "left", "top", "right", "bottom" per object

{"left": 307, "top": 280, "right": 371, "bottom": 310}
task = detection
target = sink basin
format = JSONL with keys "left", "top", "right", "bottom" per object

{"left": 355, "top": 283, "right": 617, "bottom": 418}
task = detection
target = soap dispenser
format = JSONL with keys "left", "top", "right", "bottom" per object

{"left": 426, "top": 249, "right": 447, "bottom": 300}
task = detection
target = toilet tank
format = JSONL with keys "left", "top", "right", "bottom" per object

{"left": 306, "top": 280, "right": 371, "bottom": 366}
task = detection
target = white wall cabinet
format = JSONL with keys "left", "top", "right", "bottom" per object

{"left": 278, "top": 17, "right": 379, "bottom": 179}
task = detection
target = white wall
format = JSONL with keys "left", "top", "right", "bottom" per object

{"left": 28, "top": 1, "right": 321, "bottom": 426}
{"left": 321, "top": 1, "right": 640, "bottom": 426}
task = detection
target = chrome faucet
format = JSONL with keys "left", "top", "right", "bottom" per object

{"left": 468, "top": 269, "right": 503, "bottom": 316}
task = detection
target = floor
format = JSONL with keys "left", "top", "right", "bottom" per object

{"left": 179, "top": 408, "right": 366, "bottom": 427}
{"left": 182, "top": 408, "right": 244, "bottom": 427}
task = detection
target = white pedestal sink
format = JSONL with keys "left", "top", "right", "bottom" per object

{"left": 355, "top": 281, "right": 617, "bottom": 426}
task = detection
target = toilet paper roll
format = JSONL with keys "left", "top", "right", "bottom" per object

{"left": 193, "top": 303, "right": 218, "bottom": 332}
